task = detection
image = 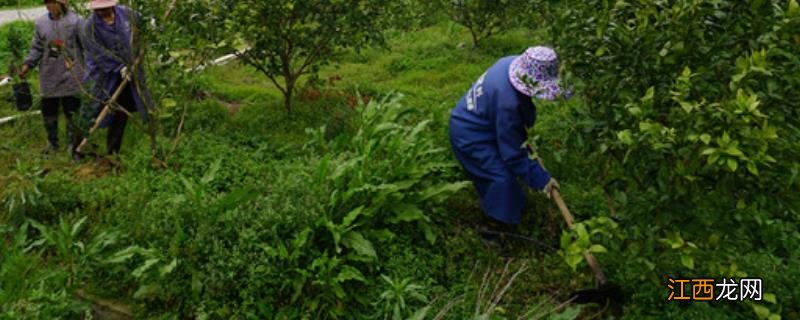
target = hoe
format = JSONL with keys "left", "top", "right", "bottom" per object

{"left": 552, "top": 189, "right": 625, "bottom": 309}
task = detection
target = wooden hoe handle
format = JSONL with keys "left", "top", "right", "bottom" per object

{"left": 76, "top": 78, "right": 130, "bottom": 153}
{"left": 552, "top": 189, "right": 608, "bottom": 286}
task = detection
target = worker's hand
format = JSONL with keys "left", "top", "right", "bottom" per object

{"left": 120, "top": 66, "right": 130, "bottom": 80}
{"left": 18, "top": 64, "right": 29, "bottom": 79}
{"left": 542, "top": 177, "right": 560, "bottom": 199}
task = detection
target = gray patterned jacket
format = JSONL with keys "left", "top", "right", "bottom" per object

{"left": 23, "top": 10, "right": 85, "bottom": 98}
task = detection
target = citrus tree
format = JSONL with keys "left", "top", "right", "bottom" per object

{"left": 536, "top": 1, "right": 800, "bottom": 315}
{"left": 216, "top": 0, "right": 390, "bottom": 113}
{"left": 451, "top": 0, "right": 528, "bottom": 47}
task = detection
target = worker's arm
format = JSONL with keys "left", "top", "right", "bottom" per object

{"left": 81, "top": 23, "right": 124, "bottom": 76}
{"left": 21, "top": 25, "right": 45, "bottom": 76}
{"left": 495, "top": 103, "right": 551, "bottom": 191}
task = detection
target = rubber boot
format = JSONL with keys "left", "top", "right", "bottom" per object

{"left": 42, "top": 116, "right": 59, "bottom": 155}
{"left": 67, "top": 127, "right": 83, "bottom": 162}
{"left": 478, "top": 216, "right": 517, "bottom": 249}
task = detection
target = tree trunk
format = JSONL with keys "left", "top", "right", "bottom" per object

{"left": 469, "top": 27, "right": 481, "bottom": 48}
{"left": 284, "top": 74, "right": 295, "bottom": 114}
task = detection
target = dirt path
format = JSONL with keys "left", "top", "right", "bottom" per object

{"left": 0, "top": 6, "right": 46, "bottom": 26}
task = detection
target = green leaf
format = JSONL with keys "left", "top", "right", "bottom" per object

{"left": 132, "top": 258, "right": 160, "bottom": 278}
{"left": 133, "top": 284, "right": 161, "bottom": 300}
{"left": 721, "top": 132, "right": 731, "bottom": 145}
{"left": 560, "top": 231, "right": 572, "bottom": 250}
{"left": 419, "top": 221, "right": 437, "bottom": 244}
{"left": 106, "top": 246, "right": 143, "bottom": 264}
{"left": 732, "top": 72, "right": 747, "bottom": 84}
{"left": 682, "top": 66, "right": 692, "bottom": 78}
{"left": 595, "top": 46, "right": 606, "bottom": 56}
{"left": 589, "top": 244, "right": 607, "bottom": 253}
{"left": 159, "top": 258, "right": 178, "bottom": 276}
{"left": 390, "top": 203, "right": 426, "bottom": 223}
{"left": 681, "top": 255, "right": 694, "bottom": 269}
{"left": 768, "top": 315, "right": 781, "bottom": 320}
{"left": 342, "top": 231, "right": 377, "bottom": 259}
{"left": 679, "top": 101, "right": 694, "bottom": 113}
{"left": 200, "top": 158, "right": 222, "bottom": 185}
{"left": 617, "top": 130, "right": 634, "bottom": 145}
{"left": 336, "top": 265, "right": 366, "bottom": 283}
{"left": 550, "top": 305, "right": 584, "bottom": 320}
{"left": 566, "top": 254, "right": 583, "bottom": 271}
{"left": 789, "top": 0, "right": 799, "bottom": 17}
{"left": 416, "top": 181, "right": 470, "bottom": 203}
{"left": 370, "top": 229, "right": 395, "bottom": 242}
{"left": 574, "top": 224, "right": 590, "bottom": 248}
{"left": 700, "top": 134, "right": 712, "bottom": 145}
{"left": 161, "top": 98, "right": 177, "bottom": 108}
{"left": 752, "top": 304, "right": 770, "bottom": 320}
{"left": 408, "top": 306, "right": 431, "bottom": 320}
{"left": 708, "top": 153, "right": 721, "bottom": 166}
{"left": 342, "top": 206, "right": 365, "bottom": 228}
{"left": 71, "top": 216, "right": 88, "bottom": 237}
{"left": 727, "top": 159, "right": 739, "bottom": 172}
{"left": 701, "top": 148, "right": 717, "bottom": 156}
{"left": 763, "top": 293, "right": 777, "bottom": 304}
{"left": 726, "top": 147, "right": 745, "bottom": 158}
{"left": 644, "top": 87, "right": 655, "bottom": 101}
{"left": 659, "top": 46, "right": 669, "bottom": 57}
{"left": 747, "top": 162, "right": 759, "bottom": 175}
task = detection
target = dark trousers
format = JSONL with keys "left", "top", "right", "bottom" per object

{"left": 41, "top": 96, "right": 80, "bottom": 149}
{"left": 107, "top": 84, "right": 137, "bottom": 155}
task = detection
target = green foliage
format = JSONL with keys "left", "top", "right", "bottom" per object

{"left": 308, "top": 95, "right": 469, "bottom": 246}
{"left": 533, "top": 0, "right": 800, "bottom": 317}
{"left": 451, "top": 0, "right": 527, "bottom": 47}
{"left": 210, "top": 0, "right": 391, "bottom": 113}
{"left": 0, "top": 223, "right": 89, "bottom": 318}
{"left": 1, "top": 160, "right": 45, "bottom": 222}
{"left": 544, "top": 0, "right": 799, "bottom": 204}
{"left": 373, "top": 275, "right": 429, "bottom": 320}
{"left": 0, "top": 0, "right": 38, "bottom": 7}
{"left": 29, "top": 216, "right": 121, "bottom": 287}
{"left": 0, "top": 21, "right": 33, "bottom": 78}
{"left": 559, "top": 217, "right": 617, "bottom": 271}
{"left": 383, "top": 0, "right": 448, "bottom": 31}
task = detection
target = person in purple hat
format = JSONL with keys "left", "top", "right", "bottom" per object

{"left": 449, "top": 46, "right": 567, "bottom": 247}
{"left": 80, "top": 0, "right": 152, "bottom": 156}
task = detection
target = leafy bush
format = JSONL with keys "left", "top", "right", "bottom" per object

{"left": 544, "top": 0, "right": 799, "bottom": 205}
{"left": 1, "top": 160, "right": 46, "bottom": 223}
{"left": 71, "top": 95, "right": 468, "bottom": 318}
{"left": 0, "top": 223, "right": 90, "bottom": 318}
{"left": 533, "top": 0, "right": 800, "bottom": 317}
{"left": 0, "top": 21, "right": 33, "bottom": 77}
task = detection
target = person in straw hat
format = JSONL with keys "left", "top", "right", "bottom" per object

{"left": 449, "top": 46, "right": 570, "bottom": 247}
{"left": 19, "top": 0, "right": 85, "bottom": 156}
{"left": 80, "top": 0, "right": 152, "bottom": 156}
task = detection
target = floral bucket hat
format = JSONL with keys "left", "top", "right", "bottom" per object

{"left": 509, "top": 46, "right": 568, "bottom": 100}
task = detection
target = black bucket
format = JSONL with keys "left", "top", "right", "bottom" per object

{"left": 13, "top": 82, "right": 33, "bottom": 111}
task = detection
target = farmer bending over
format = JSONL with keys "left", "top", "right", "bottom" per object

{"left": 81, "top": 0, "right": 152, "bottom": 156}
{"left": 449, "top": 46, "right": 568, "bottom": 247}
{"left": 19, "top": 0, "right": 84, "bottom": 157}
